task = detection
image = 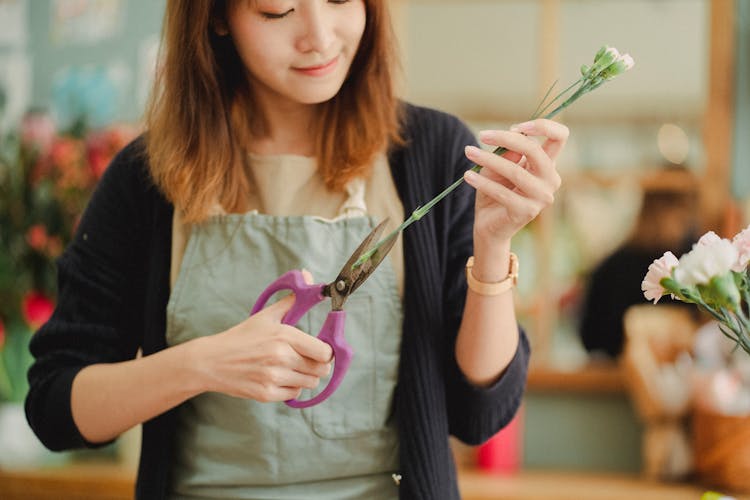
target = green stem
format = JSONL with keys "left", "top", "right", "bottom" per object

{"left": 530, "top": 79, "right": 559, "bottom": 120}
{"left": 691, "top": 298, "right": 729, "bottom": 325}
{"left": 719, "top": 306, "right": 750, "bottom": 355}
{"left": 353, "top": 75, "right": 609, "bottom": 268}
{"left": 736, "top": 305, "right": 750, "bottom": 341}
{"left": 532, "top": 77, "right": 586, "bottom": 120}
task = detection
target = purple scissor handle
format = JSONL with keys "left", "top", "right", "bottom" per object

{"left": 250, "top": 270, "right": 351, "bottom": 409}
{"left": 250, "top": 218, "right": 398, "bottom": 408}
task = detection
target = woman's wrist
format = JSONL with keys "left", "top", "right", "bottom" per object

{"left": 471, "top": 235, "right": 512, "bottom": 283}
{"left": 182, "top": 336, "right": 213, "bottom": 396}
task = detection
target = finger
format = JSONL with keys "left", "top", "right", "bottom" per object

{"left": 477, "top": 130, "right": 556, "bottom": 183}
{"left": 293, "top": 355, "right": 332, "bottom": 378}
{"left": 466, "top": 146, "right": 515, "bottom": 190}
{"left": 265, "top": 386, "right": 302, "bottom": 402}
{"left": 277, "top": 370, "right": 321, "bottom": 390}
{"left": 282, "top": 325, "right": 334, "bottom": 362}
{"left": 301, "top": 268, "right": 314, "bottom": 284}
{"left": 510, "top": 119, "right": 569, "bottom": 160}
{"left": 465, "top": 146, "right": 554, "bottom": 205}
{"left": 464, "top": 169, "right": 542, "bottom": 219}
{"left": 497, "top": 148, "right": 523, "bottom": 165}
{"left": 254, "top": 292, "right": 297, "bottom": 323}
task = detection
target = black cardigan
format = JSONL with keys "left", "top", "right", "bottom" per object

{"left": 26, "top": 104, "right": 530, "bottom": 499}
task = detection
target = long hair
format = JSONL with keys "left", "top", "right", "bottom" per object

{"left": 145, "top": 0, "right": 403, "bottom": 223}
{"left": 627, "top": 167, "right": 699, "bottom": 251}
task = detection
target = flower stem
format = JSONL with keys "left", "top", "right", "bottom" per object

{"left": 719, "top": 306, "right": 750, "bottom": 355}
{"left": 353, "top": 84, "right": 591, "bottom": 268}
{"left": 353, "top": 68, "right": 619, "bottom": 269}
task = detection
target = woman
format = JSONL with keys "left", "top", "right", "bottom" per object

{"left": 579, "top": 167, "right": 699, "bottom": 358}
{"left": 26, "top": 1, "right": 567, "bottom": 498}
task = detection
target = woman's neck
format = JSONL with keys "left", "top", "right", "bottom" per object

{"left": 249, "top": 96, "right": 319, "bottom": 157}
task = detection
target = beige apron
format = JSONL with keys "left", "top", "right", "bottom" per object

{"left": 166, "top": 181, "right": 402, "bottom": 499}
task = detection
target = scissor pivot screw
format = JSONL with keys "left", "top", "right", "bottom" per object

{"left": 335, "top": 280, "right": 347, "bottom": 292}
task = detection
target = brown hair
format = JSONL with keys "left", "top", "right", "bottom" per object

{"left": 145, "top": 0, "right": 403, "bottom": 223}
{"left": 627, "top": 167, "right": 699, "bottom": 251}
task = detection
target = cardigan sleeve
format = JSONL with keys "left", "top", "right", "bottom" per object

{"left": 25, "top": 139, "right": 150, "bottom": 451}
{"left": 437, "top": 113, "right": 531, "bottom": 446}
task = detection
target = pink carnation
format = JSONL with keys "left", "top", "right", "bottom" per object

{"left": 642, "top": 251, "right": 680, "bottom": 304}
{"left": 697, "top": 231, "right": 722, "bottom": 246}
{"left": 732, "top": 225, "right": 750, "bottom": 272}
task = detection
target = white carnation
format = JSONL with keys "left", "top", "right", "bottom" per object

{"left": 674, "top": 239, "right": 739, "bottom": 286}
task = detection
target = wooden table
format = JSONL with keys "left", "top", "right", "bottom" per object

{"left": 458, "top": 468, "right": 742, "bottom": 500}
{"left": 0, "top": 463, "right": 134, "bottom": 500}
{"left": 2, "top": 463, "right": 746, "bottom": 500}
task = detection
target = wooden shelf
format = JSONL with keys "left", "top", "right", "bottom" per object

{"left": 2, "top": 462, "right": 740, "bottom": 500}
{"left": 0, "top": 462, "right": 135, "bottom": 500}
{"left": 527, "top": 362, "right": 626, "bottom": 393}
{"left": 458, "top": 468, "right": 740, "bottom": 500}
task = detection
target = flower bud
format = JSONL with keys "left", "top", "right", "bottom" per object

{"left": 600, "top": 54, "right": 635, "bottom": 80}
{"left": 594, "top": 45, "right": 608, "bottom": 62}
{"left": 591, "top": 47, "right": 620, "bottom": 76}
{"left": 580, "top": 64, "right": 591, "bottom": 77}
{"left": 698, "top": 273, "right": 741, "bottom": 311}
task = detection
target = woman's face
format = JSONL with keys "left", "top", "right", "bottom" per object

{"left": 226, "top": 0, "right": 367, "bottom": 108}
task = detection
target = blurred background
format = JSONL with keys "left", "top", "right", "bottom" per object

{"left": 0, "top": 0, "right": 749, "bottom": 498}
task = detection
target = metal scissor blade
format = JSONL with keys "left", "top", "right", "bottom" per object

{"left": 347, "top": 219, "right": 398, "bottom": 296}
{"left": 336, "top": 218, "right": 390, "bottom": 281}
{"left": 348, "top": 229, "right": 398, "bottom": 296}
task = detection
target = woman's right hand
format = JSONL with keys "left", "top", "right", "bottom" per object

{"left": 194, "top": 291, "right": 334, "bottom": 402}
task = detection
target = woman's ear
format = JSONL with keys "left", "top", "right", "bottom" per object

{"left": 212, "top": 16, "right": 230, "bottom": 36}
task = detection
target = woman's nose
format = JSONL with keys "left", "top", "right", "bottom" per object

{"left": 296, "top": 7, "right": 335, "bottom": 54}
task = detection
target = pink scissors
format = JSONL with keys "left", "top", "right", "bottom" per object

{"left": 251, "top": 219, "right": 397, "bottom": 409}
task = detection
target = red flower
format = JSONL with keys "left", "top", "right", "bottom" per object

{"left": 85, "top": 125, "right": 138, "bottom": 180}
{"left": 22, "top": 291, "right": 54, "bottom": 330}
{"left": 26, "top": 224, "right": 49, "bottom": 252}
{"left": 88, "top": 150, "right": 110, "bottom": 180}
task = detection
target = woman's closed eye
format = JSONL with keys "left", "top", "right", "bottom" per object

{"left": 260, "top": 0, "right": 352, "bottom": 20}
{"left": 261, "top": 8, "right": 293, "bottom": 19}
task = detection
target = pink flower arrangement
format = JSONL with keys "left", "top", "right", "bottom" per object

{"left": 0, "top": 110, "right": 138, "bottom": 401}
{"left": 733, "top": 226, "right": 750, "bottom": 272}
{"left": 642, "top": 251, "right": 680, "bottom": 304}
{"left": 643, "top": 224, "right": 750, "bottom": 354}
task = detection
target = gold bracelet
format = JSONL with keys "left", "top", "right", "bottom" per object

{"left": 465, "top": 253, "right": 519, "bottom": 296}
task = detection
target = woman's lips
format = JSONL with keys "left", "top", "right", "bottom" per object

{"left": 293, "top": 56, "right": 339, "bottom": 77}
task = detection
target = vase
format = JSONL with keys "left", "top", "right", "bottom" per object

{"left": 0, "top": 402, "right": 64, "bottom": 468}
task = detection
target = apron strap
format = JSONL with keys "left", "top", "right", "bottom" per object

{"left": 338, "top": 177, "right": 368, "bottom": 219}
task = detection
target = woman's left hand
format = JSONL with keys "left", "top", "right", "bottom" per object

{"left": 463, "top": 118, "right": 568, "bottom": 247}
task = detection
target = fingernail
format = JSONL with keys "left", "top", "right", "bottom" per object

{"left": 478, "top": 130, "right": 493, "bottom": 140}
{"left": 464, "top": 170, "right": 478, "bottom": 182}
{"left": 465, "top": 145, "right": 481, "bottom": 157}
{"left": 510, "top": 121, "right": 533, "bottom": 133}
